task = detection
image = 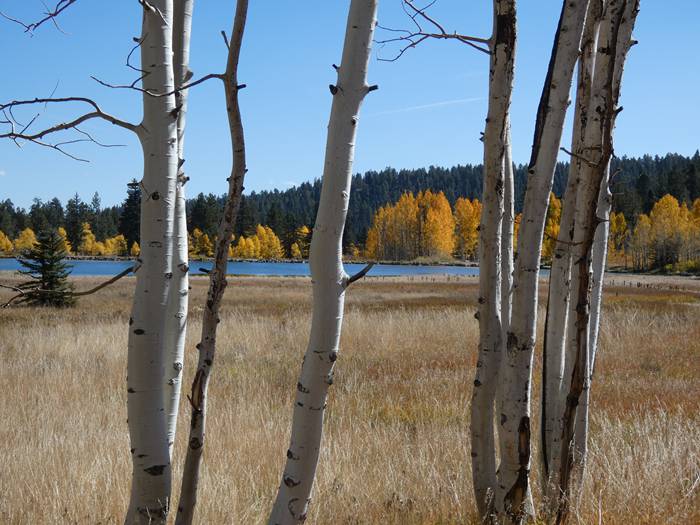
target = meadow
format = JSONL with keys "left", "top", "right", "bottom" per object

{"left": 0, "top": 273, "right": 698, "bottom": 524}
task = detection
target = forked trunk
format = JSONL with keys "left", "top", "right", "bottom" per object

{"left": 163, "top": 0, "right": 195, "bottom": 459}
{"left": 126, "top": 1, "right": 178, "bottom": 522}
{"left": 557, "top": 4, "right": 638, "bottom": 519}
{"left": 175, "top": 2, "right": 249, "bottom": 524}
{"left": 268, "top": 2, "right": 377, "bottom": 523}
{"left": 470, "top": 1, "right": 516, "bottom": 519}
{"left": 497, "top": 1, "right": 589, "bottom": 521}
{"left": 541, "top": 1, "right": 601, "bottom": 504}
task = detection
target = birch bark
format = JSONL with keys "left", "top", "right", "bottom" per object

{"left": 126, "top": 1, "right": 179, "bottom": 523}
{"left": 496, "top": 1, "right": 589, "bottom": 521}
{"left": 163, "top": 0, "right": 194, "bottom": 459}
{"left": 470, "top": 2, "right": 515, "bottom": 518}
{"left": 175, "top": 2, "right": 249, "bottom": 523}
{"left": 501, "top": 121, "right": 515, "bottom": 334}
{"left": 268, "top": 2, "right": 377, "bottom": 523}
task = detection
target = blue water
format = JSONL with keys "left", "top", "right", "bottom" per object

{"left": 0, "top": 258, "right": 479, "bottom": 277}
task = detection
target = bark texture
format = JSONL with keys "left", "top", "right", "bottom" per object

{"left": 126, "top": 1, "right": 178, "bottom": 522}
{"left": 268, "top": 2, "right": 377, "bottom": 523}
{"left": 556, "top": 4, "right": 638, "bottom": 521}
{"left": 470, "top": 1, "right": 516, "bottom": 519}
{"left": 497, "top": 1, "right": 590, "bottom": 521}
{"left": 163, "top": 0, "right": 194, "bottom": 459}
{"left": 541, "top": 1, "right": 602, "bottom": 502}
{"left": 175, "top": 2, "right": 249, "bottom": 524}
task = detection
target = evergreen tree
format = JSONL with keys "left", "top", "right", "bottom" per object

{"left": 16, "top": 229, "right": 75, "bottom": 307}
{"left": 118, "top": 180, "right": 141, "bottom": 251}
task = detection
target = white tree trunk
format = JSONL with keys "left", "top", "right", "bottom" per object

{"left": 175, "top": 2, "right": 249, "bottom": 523}
{"left": 541, "top": 2, "right": 601, "bottom": 502}
{"left": 268, "top": 2, "right": 377, "bottom": 523}
{"left": 496, "top": 1, "right": 589, "bottom": 521}
{"left": 556, "top": 2, "right": 638, "bottom": 520}
{"left": 163, "top": 0, "right": 194, "bottom": 459}
{"left": 572, "top": 169, "right": 611, "bottom": 476}
{"left": 470, "top": 2, "right": 515, "bottom": 518}
{"left": 126, "top": 1, "right": 179, "bottom": 523}
{"left": 501, "top": 120, "right": 514, "bottom": 333}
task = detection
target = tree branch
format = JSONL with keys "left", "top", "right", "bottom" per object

{"left": 0, "top": 0, "right": 77, "bottom": 34}
{"left": 375, "top": 0, "right": 490, "bottom": 61}
{"left": 1, "top": 262, "right": 140, "bottom": 308}
{"left": 344, "top": 262, "right": 375, "bottom": 288}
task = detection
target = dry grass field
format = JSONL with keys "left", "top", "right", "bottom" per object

{"left": 0, "top": 272, "right": 698, "bottom": 524}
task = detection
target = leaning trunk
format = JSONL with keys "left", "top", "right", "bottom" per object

{"left": 163, "top": 0, "right": 195, "bottom": 459}
{"left": 174, "top": 2, "right": 249, "bottom": 524}
{"left": 268, "top": 2, "right": 377, "bottom": 523}
{"left": 470, "top": 1, "right": 516, "bottom": 518}
{"left": 496, "top": 1, "right": 589, "bottom": 521}
{"left": 126, "top": 1, "right": 178, "bottom": 523}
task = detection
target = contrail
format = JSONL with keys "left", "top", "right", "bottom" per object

{"left": 366, "top": 96, "right": 482, "bottom": 117}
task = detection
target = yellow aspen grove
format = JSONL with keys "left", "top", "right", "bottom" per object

{"left": 417, "top": 190, "right": 455, "bottom": 258}
{"left": 608, "top": 211, "right": 628, "bottom": 262}
{"left": 295, "top": 225, "right": 311, "bottom": 258}
{"left": 630, "top": 214, "right": 652, "bottom": 270}
{"left": 542, "top": 192, "right": 562, "bottom": 262}
{"left": 0, "top": 230, "right": 14, "bottom": 253}
{"left": 649, "top": 194, "right": 682, "bottom": 267}
{"left": 104, "top": 234, "right": 128, "bottom": 256}
{"left": 256, "top": 225, "right": 285, "bottom": 259}
{"left": 57, "top": 227, "right": 72, "bottom": 254}
{"left": 14, "top": 227, "right": 37, "bottom": 252}
{"left": 290, "top": 242, "right": 302, "bottom": 259}
{"left": 78, "top": 222, "right": 99, "bottom": 255}
{"left": 130, "top": 241, "right": 141, "bottom": 257}
{"left": 454, "top": 197, "right": 481, "bottom": 260}
{"left": 191, "top": 228, "right": 214, "bottom": 257}
{"left": 393, "top": 192, "right": 420, "bottom": 259}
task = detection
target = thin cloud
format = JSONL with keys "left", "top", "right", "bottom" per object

{"left": 366, "top": 97, "right": 483, "bottom": 117}
{"left": 0, "top": 170, "right": 5, "bottom": 177}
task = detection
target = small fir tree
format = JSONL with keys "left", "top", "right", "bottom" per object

{"left": 17, "top": 229, "right": 75, "bottom": 307}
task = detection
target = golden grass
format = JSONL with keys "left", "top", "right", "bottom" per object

{"left": 0, "top": 274, "right": 698, "bottom": 524}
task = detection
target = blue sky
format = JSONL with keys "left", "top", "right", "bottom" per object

{"left": 1, "top": 1, "right": 698, "bottom": 209}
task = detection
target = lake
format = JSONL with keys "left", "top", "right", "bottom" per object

{"left": 0, "top": 258, "right": 479, "bottom": 278}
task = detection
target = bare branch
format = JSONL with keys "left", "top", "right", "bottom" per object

{"left": 376, "top": 0, "right": 490, "bottom": 61}
{"left": 560, "top": 147, "right": 599, "bottom": 168}
{"left": 344, "top": 262, "right": 375, "bottom": 288}
{"left": 91, "top": 73, "right": 224, "bottom": 97}
{"left": 2, "top": 262, "right": 140, "bottom": 308}
{"left": 0, "top": 0, "right": 77, "bottom": 34}
{"left": 0, "top": 96, "right": 139, "bottom": 159}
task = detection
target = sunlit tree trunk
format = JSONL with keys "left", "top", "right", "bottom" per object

{"left": 163, "top": 0, "right": 194, "bottom": 459}
{"left": 496, "top": 1, "right": 589, "bottom": 521}
{"left": 175, "top": 1, "right": 249, "bottom": 523}
{"left": 126, "top": 1, "right": 178, "bottom": 522}
{"left": 470, "top": 1, "right": 515, "bottom": 519}
{"left": 501, "top": 120, "right": 514, "bottom": 333}
{"left": 541, "top": 2, "right": 601, "bottom": 505}
{"left": 556, "top": 2, "right": 638, "bottom": 521}
{"left": 268, "top": 2, "right": 377, "bottom": 523}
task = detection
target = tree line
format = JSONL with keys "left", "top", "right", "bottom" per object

{"left": 1, "top": 152, "right": 698, "bottom": 258}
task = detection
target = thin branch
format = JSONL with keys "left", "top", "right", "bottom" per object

{"left": 1, "top": 262, "right": 139, "bottom": 308}
{"left": 91, "top": 73, "right": 224, "bottom": 97}
{"left": 560, "top": 147, "right": 599, "bottom": 168}
{"left": 376, "top": 0, "right": 490, "bottom": 61}
{"left": 0, "top": 0, "right": 77, "bottom": 34}
{"left": 344, "top": 262, "right": 375, "bottom": 288}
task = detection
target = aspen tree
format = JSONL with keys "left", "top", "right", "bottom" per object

{"left": 496, "top": 1, "right": 589, "bottom": 520}
{"left": 125, "top": 0, "right": 180, "bottom": 520}
{"left": 556, "top": 2, "right": 639, "bottom": 521}
{"left": 163, "top": 0, "right": 195, "bottom": 460}
{"left": 268, "top": 2, "right": 378, "bottom": 522}
{"left": 176, "top": 1, "right": 249, "bottom": 522}
{"left": 470, "top": 0, "right": 516, "bottom": 518}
